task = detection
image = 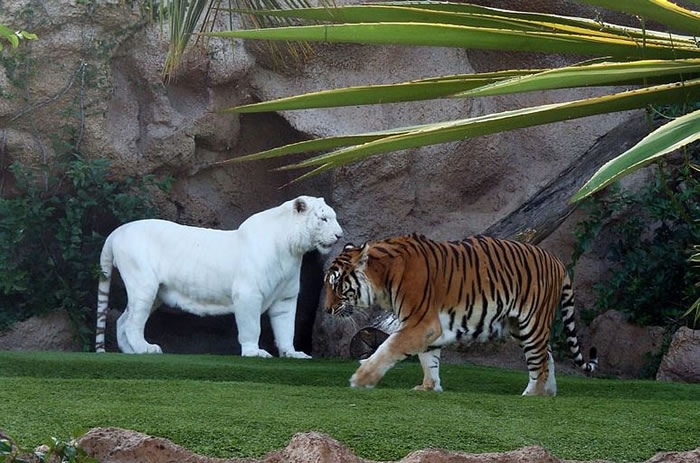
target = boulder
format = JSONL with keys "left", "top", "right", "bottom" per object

{"left": 656, "top": 327, "right": 700, "bottom": 383}
{"left": 77, "top": 427, "right": 238, "bottom": 463}
{"left": 264, "top": 431, "right": 364, "bottom": 463}
{"left": 588, "top": 310, "right": 666, "bottom": 378}
{"left": 0, "top": 311, "right": 81, "bottom": 351}
{"left": 644, "top": 448, "right": 700, "bottom": 463}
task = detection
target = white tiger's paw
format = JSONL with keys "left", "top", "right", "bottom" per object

{"left": 146, "top": 344, "right": 163, "bottom": 354}
{"left": 282, "top": 350, "right": 312, "bottom": 359}
{"left": 132, "top": 342, "right": 161, "bottom": 354}
{"left": 242, "top": 348, "right": 273, "bottom": 358}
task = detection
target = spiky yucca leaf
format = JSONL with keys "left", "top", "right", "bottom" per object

{"left": 208, "top": 1, "right": 700, "bottom": 189}
{"left": 208, "top": 22, "right": 700, "bottom": 59}
{"left": 220, "top": 60, "right": 700, "bottom": 113}
{"left": 278, "top": 80, "right": 699, "bottom": 175}
{"left": 572, "top": 108, "right": 700, "bottom": 201}
{"left": 160, "top": 0, "right": 325, "bottom": 80}
{"left": 162, "top": 0, "right": 211, "bottom": 80}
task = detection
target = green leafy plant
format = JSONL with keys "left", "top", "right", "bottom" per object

{"left": 0, "top": 156, "right": 171, "bottom": 349}
{"left": 0, "top": 24, "right": 37, "bottom": 52}
{"left": 0, "top": 432, "right": 95, "bottom": 463}
{"left": 639, "top": 331, "right": 673, "bottom": 379}
{"left": 570, "top": 157, "right": 699, "bottom": 327}
{"left": 681, "top": 244, "right": 700, "bottom": 325}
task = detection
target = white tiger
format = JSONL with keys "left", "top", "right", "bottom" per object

{"left": 95, "top": 195, "right": 343, "bottom": 357}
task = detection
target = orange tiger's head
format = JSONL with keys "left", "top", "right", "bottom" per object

{"left": 324, "top": 242, "right": 374, "bottom": 317}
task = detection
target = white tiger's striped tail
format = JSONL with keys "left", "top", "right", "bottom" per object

{"left": 561, "top": 273, "right": 599, "bottom": 374}
{"left": 95, "top": 235, "right": 114, "bottom": 353}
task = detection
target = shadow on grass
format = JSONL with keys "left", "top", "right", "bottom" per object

{"left": 0, "top": 352, "right": 697, "bottom": 401}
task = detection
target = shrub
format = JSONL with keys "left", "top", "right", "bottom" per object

{"left": 0, "top": 155, "right": 171, "bottom": 349}
{"left": 570, "top": 154, "right": 699, "bottom": 327}
{"left": 0, "top": 431, "right": 95, "bottom": 463}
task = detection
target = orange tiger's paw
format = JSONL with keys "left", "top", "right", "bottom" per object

{"left": 413, "top": 384, "right": 443, "bottom": 392}
{"left": 349, "top": 369, "right": 380, "bottom": 388}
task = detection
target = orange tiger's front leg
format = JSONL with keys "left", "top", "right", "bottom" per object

{"left": 350, "top": 317, "right": 441, "bottom": 389}
{"left": 415, "top": 348, "right": 442, "bottom": 392}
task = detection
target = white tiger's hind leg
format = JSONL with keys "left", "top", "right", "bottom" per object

{"left": 122, "top": 307, "right": 162, "bottom": 353}
{"left": 116, "top": 310, "right": 135, "bottom": 353}
{"left": 414, "top": 348, "right": 442, "bottom": 392}
{"left": 120, "top": 283, "right": 162, "bottom": 354}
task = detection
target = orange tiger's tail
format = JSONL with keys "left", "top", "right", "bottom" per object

{"left": 95, "top": 235, "right": 114, "bottom": 353}
{"left": 561, "top": 273, "right": 598, "bottom": 373}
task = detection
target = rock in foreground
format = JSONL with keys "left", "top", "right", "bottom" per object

{"left": 77, "top": 427, "right": 700, "bottom": 463}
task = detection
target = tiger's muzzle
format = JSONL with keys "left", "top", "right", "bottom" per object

{"left": 327, "top": 301, "right": 354, "bottom": 318}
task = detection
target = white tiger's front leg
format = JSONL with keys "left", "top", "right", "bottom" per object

{"left": 414, "top": 348, "right": 442, "bottom": 392}
{"left": 268, "top": 297, "right": 311, "bottom": 359}
{"left": 233, "top": 290, "right": 272, "bottom": 358}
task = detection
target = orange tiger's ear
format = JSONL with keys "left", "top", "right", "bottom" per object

{"left": 357, "top": 242, "right": 370, "bottom": 268}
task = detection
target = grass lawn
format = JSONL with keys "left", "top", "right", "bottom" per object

{"left": 1, "top": 352, "right": 698, "bottom": 462}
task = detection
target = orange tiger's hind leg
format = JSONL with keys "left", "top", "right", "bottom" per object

{"left": 350, "top": 319, "right": 441, "bottom": 389}
{"left": 415, "top": 348, "right": 442, "bottom": 392}
{"left": 510, "top": 315, "right": 557, "bottom": 396}
{"left": 522, "top": 345, "right": 556, "bottom": 397}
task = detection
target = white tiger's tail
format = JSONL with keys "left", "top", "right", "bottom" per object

{"left": 95, "top": 235, "right": 114, "bottom": 353}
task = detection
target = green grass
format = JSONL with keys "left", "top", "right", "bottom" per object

{"left": 1, "top": 352, "right": 698, "bottom": 462}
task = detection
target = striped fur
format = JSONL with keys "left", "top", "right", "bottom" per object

{"left": 324, "top": 234, "right": 598, "bottom": 395}
{"left": 95, "top": 234, "right": 114, "bottom": 353}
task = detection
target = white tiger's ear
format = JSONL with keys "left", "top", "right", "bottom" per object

{"left": 294, "top": 198, "right": 307, "bottom": 214}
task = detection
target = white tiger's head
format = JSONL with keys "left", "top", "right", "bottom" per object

{"left": 290, "top": 196, "right": 343, "bottom": 255}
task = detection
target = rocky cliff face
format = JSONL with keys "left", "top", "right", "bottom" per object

{"left": 1, "top": 1, "right": 644, "bottom": 358}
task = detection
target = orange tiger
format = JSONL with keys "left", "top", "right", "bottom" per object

{"left": 324, "top": 234, "right": 598, "bottom": 396}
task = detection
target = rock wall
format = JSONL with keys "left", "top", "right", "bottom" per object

{"left": 1, "top": 1, "right": 650, "bottom": 358}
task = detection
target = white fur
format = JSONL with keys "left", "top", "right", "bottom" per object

{"left": 95, "top": 195, "right": 343, "bottom": 356}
